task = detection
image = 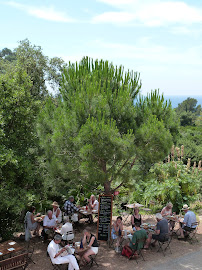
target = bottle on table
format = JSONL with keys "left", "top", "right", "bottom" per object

{"left": 80, "top": 239, "right": 83, "bottom": 249}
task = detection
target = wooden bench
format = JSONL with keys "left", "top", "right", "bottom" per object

{"left": 0, "top": 253, "right": 28, "bottom": 270}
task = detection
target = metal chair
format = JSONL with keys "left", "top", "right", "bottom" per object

{"left": 127, "top": 237, "right": 147, "bottom": 264}
{"left": 157, "top": 233, "right": 172, "bottom": 256}
{"left": 89, "top": 254, "right": 99, "bottom": 268}
{"left": 121, "top": 212, "right": 130, "bottom": 226}
{"left": 185, "top": 221, "right": 200, "bottom": 244}
{"left": 26, "top": 240, "right": 36, "bottom": 265}
{"left": 51, "top": 262, "right": 68, "bottom": 270}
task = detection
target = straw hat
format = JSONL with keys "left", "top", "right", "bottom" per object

{"left": 181, "top": 204, "right": 190, "bottom": 211}
{"left": 52, "top": 201, "right": 59, "bottom": 207}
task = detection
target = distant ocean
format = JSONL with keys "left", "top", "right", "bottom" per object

{"left": 164, "top": 95, "right": 202, "bottom": 108}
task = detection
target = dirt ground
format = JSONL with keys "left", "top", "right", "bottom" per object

{"left": 14, "top": 214, "right": 202, "bottom": 270}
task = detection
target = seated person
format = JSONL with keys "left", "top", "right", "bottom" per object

{"left": 60, "top": 222, "right": 74, "bottom": 242}
{"left": 161, "top": 202, "right": 173, "bottom": 217}
{"left": 88, "top": 195, "right": 99, "bottom": 211}
{"left": 48, "top": 234, "right": 79, "bottom": 270}
{"left": 124, "top": 222, "right": 148, "bottom": 257}
{"left": 42, "top": 210, "right": 57, "bottom": 241}
{"left": 111, "top": 216, "right": 123, "bottom": 252}
{"left": 52, "top": 201, "right": 62, "bottom": 223}
{"left": 80, "top": 227, "right": 99, "bottom": 265}
{"left": 64, "top": 196, "right": 80, "bottom": 219}
{"left": 161, "top": 202, "right": 175, "bottom": 231}
{"left": 144, "top": 213, "right": 169, "bottom": 248}
{"left": 178, "top": 204, "right": 197, "bottom": 239}
{"left": 131, "top": 207, "right": 142, "bottom": 231}
{"left": 24, "top": 206, "right": 40, "bottom": 241}
{"left": 87, "top": 195, "right": 99, "bottom": 223}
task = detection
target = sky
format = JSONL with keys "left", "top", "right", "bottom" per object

{"left": 0, "top": 0, "right": 202, "bottom": 96}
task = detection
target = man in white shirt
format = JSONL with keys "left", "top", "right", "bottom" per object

{"left": 60, "top": 222, "right": 74, "bottom": 241}
{"left": 42, "top": 210, "right": 57, "bottom": 241}
{"left": 47, "top": 234, "right": 79, "bottom": 270}
{"left": 178, "top": 204, "right": 197, "bottom": 239}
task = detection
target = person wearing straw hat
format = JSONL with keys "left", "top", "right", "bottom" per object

{"left": 178, "top": 204, "right": 197, "bottom": 239}
{"left": 52, "top": 201, "right": 62, "bottom": 223}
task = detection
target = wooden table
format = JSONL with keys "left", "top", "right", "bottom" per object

{"left": 0, "top": 240, "right": 24, "bottom": 260}
{"left": 165, "top": 215, "right": 184, "bottom": 234}
{"left": 79, "top": 209, "right": 98, "bottom": 216}
{"left": 79, "top": 209, "right": 98, "bottom": 223}
{"left": 140, "top": 223, "right": 156, "bottom": 233}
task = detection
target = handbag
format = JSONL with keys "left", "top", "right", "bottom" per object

{"left": 121, "top": 246, "right": 133, "bottom": 258}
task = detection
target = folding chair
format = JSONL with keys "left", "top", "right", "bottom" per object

{"left": 27, "top": 241, "right": 36, "bottom": 265}
{"left": 89, "top": 254, "right": 99, "bottom": 268}
{"left": 157, "top": 233, "right": 172, "bottom": 256}
{"left": 186, "top": 221, "right": 200, "bottom": 244}
{"left": 121, "top": 212, "right": 130, "bottom": 226}
{"left": 135, "top": 238, "right": 146, "bottom": 263}
{"left": 128, "top": 237, "right": 146, "bottom": 264}
{"left": 51, "top": 262, "right": 68, "bottom": 270}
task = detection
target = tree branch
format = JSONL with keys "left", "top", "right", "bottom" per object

{"left": 112, "top": 181, "right": 125, "bottom": 193}
{"left": 109, "top": 158, "right": 130, "bottom": 183}
{"left": 130, "top": 156, "right": 137, "bottom": 169}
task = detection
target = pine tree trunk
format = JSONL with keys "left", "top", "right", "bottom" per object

{"left": 104, "top": 181, "right": 111, "bottom": 194}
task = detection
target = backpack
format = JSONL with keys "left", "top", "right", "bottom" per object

{"left": 121, "top": 246, "right": 133, "bottom": 258}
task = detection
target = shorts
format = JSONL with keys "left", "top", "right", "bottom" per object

{"left": 152, "top": 234, "right": 168, "bottom": 242}
{"left": 90, "top": 247, "right": 98, "bottom": 255}
{"left": 183, "top": 226, "right": 195, "bottom": 232}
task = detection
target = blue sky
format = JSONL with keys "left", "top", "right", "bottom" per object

{"left": 1, "top": 0, "right": 202, "bottom": 96}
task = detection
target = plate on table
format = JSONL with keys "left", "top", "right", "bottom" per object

{"left": 148, "top": 229, "right": 155, "bottom": 232}
{"left": 92, "top": 210, "right": 97, "bottom": 213}
{"left": 8, "top": 242, "right": 16, "bottom": 245}
{"left": 35, "top": 217, "right": 42, "bottom": 221}
{"left": 7, "top": 248, "right": 15, "bottom": 251}
{"left": 127, "top": 234, "right": 133, "bottom": 240}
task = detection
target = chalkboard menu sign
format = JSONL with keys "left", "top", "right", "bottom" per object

{"left": 97, "top": 195, "right": 113, "bottom": 241}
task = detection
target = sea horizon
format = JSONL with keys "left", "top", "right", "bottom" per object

{"left": 164, "top": 95, "right": 202, "bottom": 108}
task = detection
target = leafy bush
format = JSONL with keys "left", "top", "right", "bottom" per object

{"left": 142, "top": 160, "right": 201, "bottom": 213}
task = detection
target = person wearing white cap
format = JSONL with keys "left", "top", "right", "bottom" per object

{"left": 144, "top": 213, "right": 169, "bottom": 249}
{"left": 47, "top": 234, "right": 79, "bottom": 270}
{"left": 178, "top": 204, "right": 197, "bottom": 239}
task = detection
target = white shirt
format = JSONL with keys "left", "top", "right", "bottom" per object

{"left": 47, "top": 240, "right": 61, "bottom": 264}
{"left": 60, "top": 222, "right": 73, "bottom": 235}
{"left": 43, "top": 214, "right": 57, "bottom": 231}
{"left": 53, "top": 208, "right": 62, "bottom": 223}
{"left": 92, "top": 200, "right": 99, "bottom": 211}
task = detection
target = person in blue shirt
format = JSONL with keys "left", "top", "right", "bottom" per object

{"left": 178, "top": 204, "right": 197, "bottom": 239}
